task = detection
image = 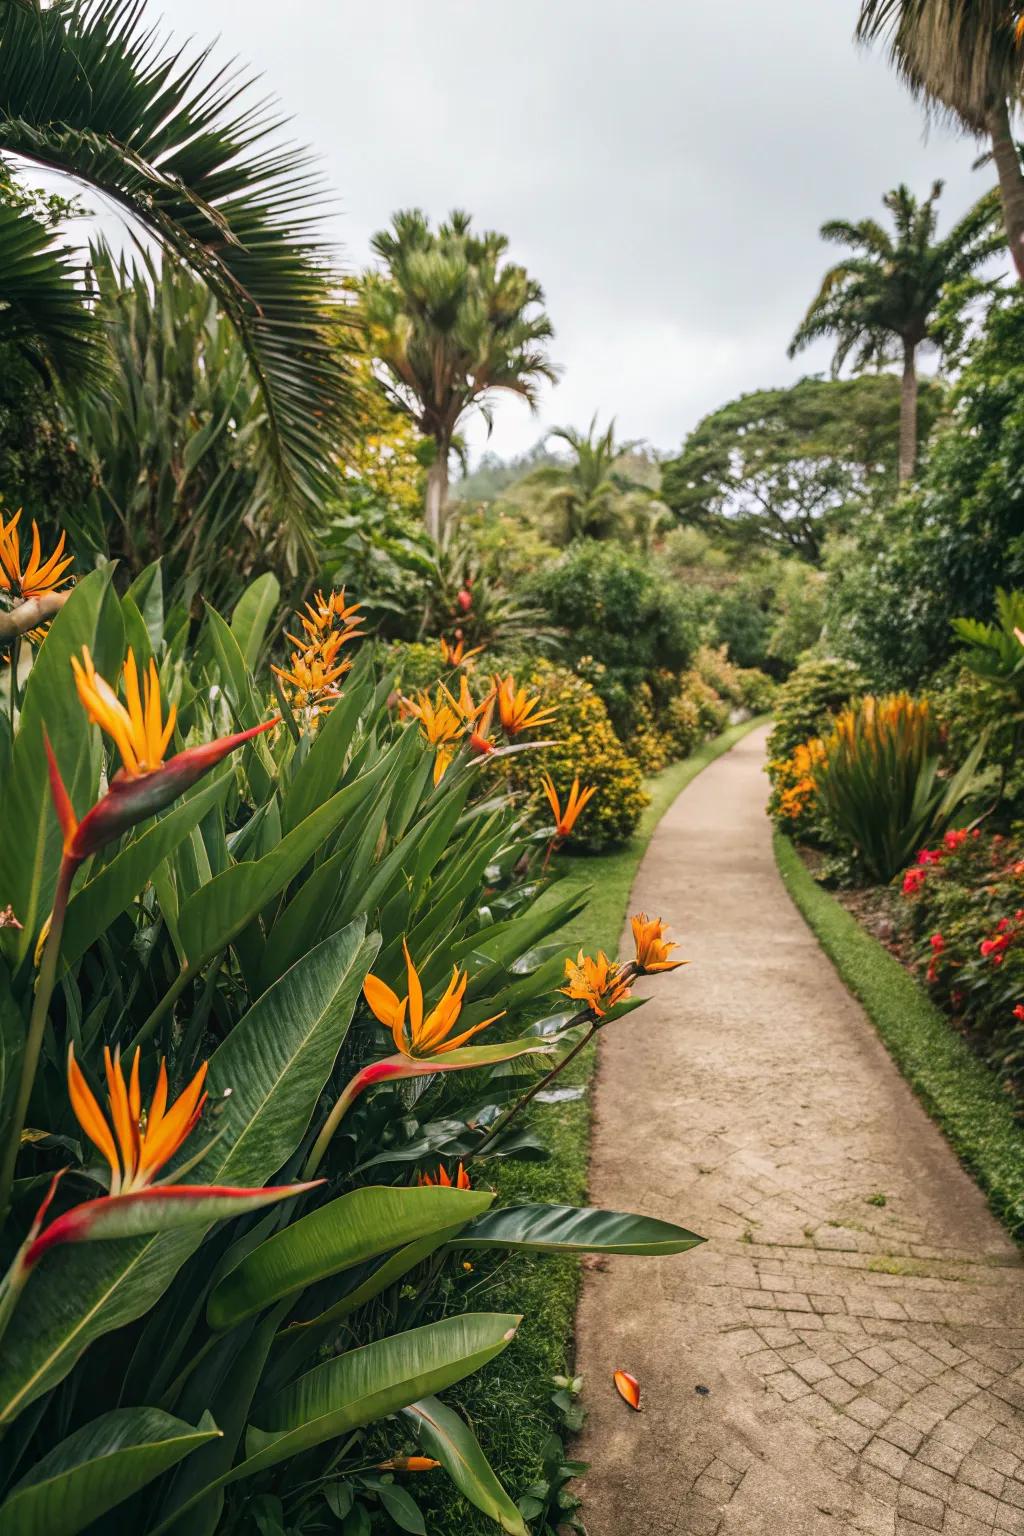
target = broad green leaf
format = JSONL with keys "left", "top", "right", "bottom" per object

{"left": 0, "top": 963, "right": 24, "bottom": 1137}
{"left": 283, "top": 668, "right": 375, "bottom": 832}
{"left": 450, "top": 1204, "right": 705, "bottom": 1256}
{"left": 403, "top": 1396, "right": 528, "bottom": 1536}
{"left": 124, "top": 562, "right": 165, "bottom": 651}
{"left": 208, "top": 1185, "right": 493, "bottom": 1329}
{"left": 177, "top": 777, "right": 377, "bottom": 973}
{"left": 60, "top": 775, "right": 230, "bottom": 969}
{"left": 0, "top": 1407, "right": 219, "bottom": 1536}
{"left": 239, "top": 1314, "right": 521, "bottom": 1480}
{"left": 230, "top": 574, "right": 280, "bottom": 671}
{"left": 0, "top": 569, "right": 122, "bottom": 960}
{"left": 0, "top": 921, "right": 378, "bottom": 1424}
{"left": 286, "top": 1226, "right": 461, "bottom": 1335}
{"left": 378, "top": 1483, "right": 426, "bottom": 1535}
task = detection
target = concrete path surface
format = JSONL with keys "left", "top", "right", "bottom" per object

{"left": 574, "top": 725, "right": 1024, "bottom": 1536}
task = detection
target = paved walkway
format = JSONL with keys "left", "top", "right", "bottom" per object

{"left": 575, "top": 725, "right": 1024, "bottom": 1536}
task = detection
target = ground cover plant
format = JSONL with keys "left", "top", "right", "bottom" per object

{"left": 0, "top": 528, "right": 704, "bottom": 1535}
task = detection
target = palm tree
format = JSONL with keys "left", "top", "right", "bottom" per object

{"left": 857, "top": 1, "right": 1024, "bottom": 280}
{"left": 789, "top": 182, "right": 1001, "bottom": 482}
{"left": 525, "top": 415, "right": 663, "bottom": 544}
{"left": 361, "top": 209, "right": 557, "bottom": 539}
{"left": 0, "top": 0, "right": 358, "bottom": 560}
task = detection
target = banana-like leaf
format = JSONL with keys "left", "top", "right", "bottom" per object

{"left": 0, "top": 921, "right": 378, "bottom": 1424}
{"left": 147, "top": 1315, "right": 521, "bottom": 1533}
{"left": 402, "top": 1396, "right": 528, "bottom": 1536}
{"left": 0, "top": 1407, "right": 220, "bottom": 1536}
{"left": 240, "top": 1314, "right": 521, "bottom": 1479}
{"left": 282, "top": 667, "right": 375, "bottom": 833}
{"left": 31, "top": 1180, "right": 320, "bottom": 1259}
{"left": 230, "top": 574, "right": 280, "bottom": 672}
{"left": 0, "top": 569, "right": 123, "bottom": 960}
{"left": 60, "top": 775, "right": 231, "bottom": 969}
{"left": 176, "top": 774, "right": 380, "bottom": 972}
{"left": 448, "top": 1204, "right": 705, "bottom": 1256}
{"left": 208, "top": 1185, "right": 493, "bottom": 1330}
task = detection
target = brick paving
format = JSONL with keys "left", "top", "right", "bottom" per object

{"left": 574, "top": 726, "right": 1024, "bottom": 1535}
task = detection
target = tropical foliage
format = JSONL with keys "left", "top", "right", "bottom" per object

{"left": 0, "top": 555, "right": 700, "bottom": 1534}
{"left": 0, "top": 0, "right": 361, "bottom": 563}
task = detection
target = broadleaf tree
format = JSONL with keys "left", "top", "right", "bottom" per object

{"left": 660, "top": 374, "right": 941, "bottom": 564}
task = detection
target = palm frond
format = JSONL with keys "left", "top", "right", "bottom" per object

{"left": 0, "top": 0, "right": 360, "bottom": 559}
{"left": 0, "top": 195, "right": 106, "bottom": 389}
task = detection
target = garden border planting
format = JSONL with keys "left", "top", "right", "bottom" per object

{"left": 774, "top": 830, "right": 1024, "bottom": 1239}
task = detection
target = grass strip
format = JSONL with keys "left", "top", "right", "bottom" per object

{"left": 422, "top": 716, "right": 768, "bottom": 1531}
{"left": 775, "top": 830, "right": 1024, "bottom": 1238}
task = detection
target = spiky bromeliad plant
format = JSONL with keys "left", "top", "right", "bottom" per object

{"left": 0, "top": 548, "right": 701, "bottom": 1536}
{"left": 812, "top": 692, "right": 983, "bottom": 882}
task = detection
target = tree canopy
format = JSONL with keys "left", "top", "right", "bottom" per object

{"left": 660, "top": 374, "right": 941, "bottom": 564}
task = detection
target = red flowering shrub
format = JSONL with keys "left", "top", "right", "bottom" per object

{"left": 897, "top": 829, "right": 1024, "bottom": 1094}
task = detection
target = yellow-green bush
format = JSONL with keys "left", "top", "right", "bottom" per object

{"left": 503, "top": 661, "right": 648, "bottom": 852}
{"left": 663, "top": 689, "right": 702, "bottom": 759}
{"left": 624, "top": 683, "right": 670, "bottom": 774}
{"left": 678, "top": 669, "right": 730, "bottom": 737}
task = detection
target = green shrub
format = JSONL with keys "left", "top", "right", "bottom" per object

{"left": 624, "top": 683, "right": 670, "bottom": 774}
{"left": 525, "top": 542, "right": 701, "bottom": 737}
{"left": 663, "top": 690, "right": 702, "bottom": 759}
{"left": 813, "top": 694, "right": 982, "bottom": 882}
{"left": 766, "top": 655, "right": 864, "bottom": 761}
{"left": 735, "top": 666, "right": 777, "bottom": 714}
{"left": 678, "top": 669, "right": 729, "bottom": 737}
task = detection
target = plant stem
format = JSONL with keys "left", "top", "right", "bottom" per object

{"left": 0, "top": 855, "right": 76, "bottom": 1221}
{"left": 127, "top": 966, "right": 192, "bottom": 1054}
{"left": 302, "top": 1075, "right": 362, "bottom": 1180}
{"left": 466, "top": 1021, "right": 597, "bottom": 1166}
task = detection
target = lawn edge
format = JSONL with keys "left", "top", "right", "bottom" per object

{"left": 774, "top": 830, "right": 1024, "bottom": 1238}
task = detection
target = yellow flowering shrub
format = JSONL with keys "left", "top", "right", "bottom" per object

{"left": 503, "top": 662, "right": 648, "bottom": 852}
{"left": 625, "top": 683, "right": 670, "bottom": 774}
{"left": 767, "top": 737, "right": 827, "bottom": 837}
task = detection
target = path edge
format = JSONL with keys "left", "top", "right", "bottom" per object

{"left": 774, "top": 829, "right": 1024, "bottom": 1243}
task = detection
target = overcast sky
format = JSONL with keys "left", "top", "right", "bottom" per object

{"left": 122, "top": 2, "right": 994, "bottom": 461}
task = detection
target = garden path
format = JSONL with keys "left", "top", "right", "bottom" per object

{"left": 574, "top": 724, "right": 1024, "bottom": 1536}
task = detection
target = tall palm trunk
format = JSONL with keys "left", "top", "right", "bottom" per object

{"left": 424, "top": 448, "right": 449, "bottom": 542}
{"left": 898, "top": 338, "right": 918, "bottom": 484}
{"left": 987, "top": 95, "right": 1024, "bottom": 284}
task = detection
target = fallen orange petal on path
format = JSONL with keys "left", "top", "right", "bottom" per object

{"left": 614, "top": 1369, "right": 641, "bottom": 1410}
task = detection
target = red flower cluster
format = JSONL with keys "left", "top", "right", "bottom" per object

{"left": 1014, "top": 1004, "right": 1024, "bottom": 1024}
{"left": 901, "top": 830, "right": 979, "bottom": 897}
{"left": 926, "top": 933, "right": 945, "bottom": 984}
{"left": 979, "top": 911, "right": 1024, "bottom": 966}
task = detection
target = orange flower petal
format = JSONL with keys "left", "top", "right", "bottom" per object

{"left": 614, "top": 1370, "right": 641, "bottom": 1410}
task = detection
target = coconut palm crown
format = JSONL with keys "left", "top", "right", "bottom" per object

{"left": 788, "top": 181, "right": 1002, "bottom": 482}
